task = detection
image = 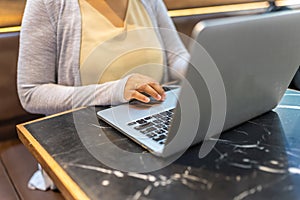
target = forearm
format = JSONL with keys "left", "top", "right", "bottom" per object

{"left": 168, "top": 53, "right": 190, "bottom": 81}
{"left": 17, "top": 77, "right": 129, "bottom": 115}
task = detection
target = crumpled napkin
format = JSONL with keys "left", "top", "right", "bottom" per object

{"left": 28, "top": 164, "right": 57, "bottom": 191}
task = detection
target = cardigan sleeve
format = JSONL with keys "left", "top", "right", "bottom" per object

{"left": 17, "top": 0, "right": 128, "bottom": 115}
{"left": 154, "top": 0, "right": 191, "bottom": 81}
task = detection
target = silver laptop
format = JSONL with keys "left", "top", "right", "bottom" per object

{"left": 97, "top": 10, "right": 300, "bottom": 157}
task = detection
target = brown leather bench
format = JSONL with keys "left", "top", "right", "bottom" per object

{"left": 1, "top": 145, "right": 64, "bottom": 200}
{"left": 0, "top": 32, "right": 64, "bottom": 199}
{"left": 0, "top": 161, "right": 18, "bottom": 200}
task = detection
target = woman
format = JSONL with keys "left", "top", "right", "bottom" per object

{"left": 17, "top": 0, "right": 190, "bottom": 116}
{"left": 18, "top": 0, "right": 189, "bottom": 191}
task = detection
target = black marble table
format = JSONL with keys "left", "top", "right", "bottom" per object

{"left": 17, "top": 90, "right": 300, "bottom": 200}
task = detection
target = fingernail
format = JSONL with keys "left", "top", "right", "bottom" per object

{"left": 157, "top": 94, "right": 161, "bottom": 100}
{"left": 145, "top": 97, "right": 150, "bottom": 102}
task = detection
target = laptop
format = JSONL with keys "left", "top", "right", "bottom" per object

{"left": 97, "top": 10, "right": 300, "bottom": 157}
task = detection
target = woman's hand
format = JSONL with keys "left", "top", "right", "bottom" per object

{"left": 124, "top": 73, "right": 166, "bottom": 103}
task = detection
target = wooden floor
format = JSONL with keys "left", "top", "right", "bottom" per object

{"left": 0, "top": 0, "right": 25, "bottom": 27}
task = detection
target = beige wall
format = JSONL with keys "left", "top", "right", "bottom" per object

{"left": 0, "top": 0, "right": 296, "bottom": 28}
{"left": 164, "top": 0, "right": 267, "bottom": 10}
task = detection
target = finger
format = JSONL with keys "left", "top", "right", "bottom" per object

{"left": 137, "top": 84, "right": 161, "bottom": 101}
{"left": 148, "top": 82, "right": 166, "bottom": 100}
{"left": 131, "top": 91, "right": 150, "bottom": 103}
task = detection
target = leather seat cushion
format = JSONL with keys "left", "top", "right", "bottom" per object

{"left": 0, "top": 160, "right": 18, "bottom": 200}
{"left": 0, "top": 144, "right": 64, "bottom": 200}
{"left": 0, "top": 32, "right": 25, "bottom": 121}
{"left": 0, "top": 32, "right": 43, "bottom": 140}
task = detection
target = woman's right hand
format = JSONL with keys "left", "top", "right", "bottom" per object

{"left": 124, "top": 73, "right": 166, "bottom": 103}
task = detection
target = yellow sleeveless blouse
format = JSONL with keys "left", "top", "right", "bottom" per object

{"left": 79, "top": 0, "right": 164, "bottom": 85}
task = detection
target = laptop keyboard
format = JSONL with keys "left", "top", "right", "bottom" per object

{"left": 127, "top": 109, "right": 174, "bottom": 145}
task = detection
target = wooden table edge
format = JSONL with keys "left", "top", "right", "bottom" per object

{"left": 20, "top": 107, "right": 85, "bottom": 126}
{"left": 16, "top": 107, "right": 90, "bottom": 200}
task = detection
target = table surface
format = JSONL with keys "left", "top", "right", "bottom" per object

{"left": 17, "top": 90, "right": 300, "bottom": 200}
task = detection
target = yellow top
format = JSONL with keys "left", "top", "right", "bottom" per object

{"left": 79, "top": 0, "right": 164, "bottom": 85}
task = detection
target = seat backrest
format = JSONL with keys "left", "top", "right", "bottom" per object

{"left": 0, "top": 32, "right": 41, "bottom": 141}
